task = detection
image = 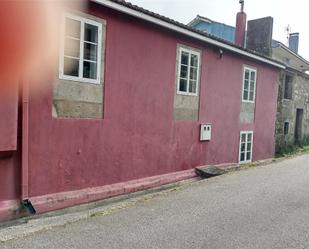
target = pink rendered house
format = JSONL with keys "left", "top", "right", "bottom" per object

{"left": 0, "top": 0, "right": 284, "bottom": 222}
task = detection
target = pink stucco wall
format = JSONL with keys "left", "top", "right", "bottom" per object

{"left": 0, "top": 3, "right": 279, "bottom": 205}
{"left": 0, "top": 153, "right": 20, "bottom": 201}
{"left": 0, "top": 88, "right": 20, "bottom": 202}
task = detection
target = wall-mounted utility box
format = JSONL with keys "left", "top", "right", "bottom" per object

{"left": 200, "top": 124, "right": 212, "bottom": 141}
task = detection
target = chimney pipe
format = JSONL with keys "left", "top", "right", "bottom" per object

{"left": 240, "top": 0, "right": 244, "bottom": 12}
{"left": 289, "top": 33, "right": 299, "bottom": 54}
{"left": 235, "top": 0, "right": 247, "bottom": 47}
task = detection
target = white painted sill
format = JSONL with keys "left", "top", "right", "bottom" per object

{"left": 59, "top": 75, "right": 101, "bottom": 85}
{"left": 242, "top": 99, "right": 255, "bottom": 104}
{"left": 176, "top": 91, "right": 199, "bottom": 97}
{"left": 239, "top": 159, "right": 252, "bottom": 165}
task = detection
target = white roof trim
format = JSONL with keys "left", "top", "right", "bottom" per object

{"left": 91, "top": 0, "right": 285, "bottom": 69}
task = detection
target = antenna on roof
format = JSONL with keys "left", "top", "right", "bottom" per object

{"left": 285, "top": 25, "right": 291, "bottom": 45}
{"left": 239, "top": 0, "right": 244, "bottom": 12}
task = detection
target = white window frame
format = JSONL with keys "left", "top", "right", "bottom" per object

{"left": 242, "top": 66, "right": 257, "bottom": 103}
{"left": 59, "top": 13, "right": 102, "bottom": 84}
{"left": 239, "top": 131, "right": 254, "bottom": 164}
{"left": 176, "top": 46, "right": 201, "bottom": 96}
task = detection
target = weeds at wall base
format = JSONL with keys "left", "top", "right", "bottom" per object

{"left": 276, "top": 144, "right": 309, "bottom": 158}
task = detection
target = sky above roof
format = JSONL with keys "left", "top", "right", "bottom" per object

{"left": 129, "top": 0, "right": 308, "bottom": 59}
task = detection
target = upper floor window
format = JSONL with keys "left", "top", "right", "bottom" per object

{"left": 177, "top": 47, "right": 201, "bottom": 96}
{"left": 283, "top": 74, "right": 293, "bottom": 100}
{"left": 242, "top": 67, "right": 257, "bottom": 103}
{"left": 59, "top": 14, "right": 102, "bottom": 84}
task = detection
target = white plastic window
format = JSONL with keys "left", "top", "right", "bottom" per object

{"left": 59, "top": 14, "right": 102, "bottom": 84}
{"left": 242, "top": 67, "right": 257, "bottom": 102}
{"left": 177, "top": 47, "right": 201, "bottom": 96}
{"left": 239, "top": 131, "right": 253, "bottom": 163}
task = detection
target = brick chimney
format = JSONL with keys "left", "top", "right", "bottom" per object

{"left": 289, "top": 33, "right": 299, "bottom": 54}
{"left": 235, "top": 0, "right": 247, "bottom": 47}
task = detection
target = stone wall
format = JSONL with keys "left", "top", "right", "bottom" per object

{"left": 240, "top": 102, "right": 255, "bottom": 123}
{"left": 276, "top": 70, "right": 309, "bottom": 151}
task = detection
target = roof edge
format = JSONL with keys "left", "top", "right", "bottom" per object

{"left": 91, "top": 0, "right": 285, "bottom": 69}
{"left": 192, "top": 15, "right": 235, "bottom": 30}
{"left": 187, "top": 16, "right": 199, "bottom": 27}
{"left": 278, "top": 44, "right": 309, "bottom": 67}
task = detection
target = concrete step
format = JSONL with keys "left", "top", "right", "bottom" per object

{"left": 195, "top": 166, "right": 226, "bottom": 178}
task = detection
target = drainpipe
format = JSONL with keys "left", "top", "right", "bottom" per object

{"left": 21, "top": 81, "right": 36, "bottom": 214}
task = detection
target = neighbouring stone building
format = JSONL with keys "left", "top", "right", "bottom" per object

{"left": 273, "top": 39, "right": 309, "bottom": 151}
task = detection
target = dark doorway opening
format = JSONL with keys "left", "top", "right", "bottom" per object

{"left": 295, "top": 108, "right": 303, "bottom": 144}
{"left": 283, "top": 74, "right": 293, "bottom": 100}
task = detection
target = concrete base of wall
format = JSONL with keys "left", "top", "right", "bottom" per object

{"left": 0, "top": 169, "right": 197, "bottom": 223}
{"left": 0, "top": 158, "right": 277, "bottom": 223}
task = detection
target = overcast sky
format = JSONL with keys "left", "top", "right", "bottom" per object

{"left": 129, "top": 0, "right": 309, "bottom": 59}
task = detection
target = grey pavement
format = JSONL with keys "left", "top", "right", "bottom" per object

{"left": 2, "top": 154, "right": 309, "bottom": 249}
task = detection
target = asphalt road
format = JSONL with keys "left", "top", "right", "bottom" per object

{"left": 3, "top": 154, "right": 309, "bottom": 249}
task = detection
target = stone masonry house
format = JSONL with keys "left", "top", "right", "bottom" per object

{"left": 273, "top": 39, "right": 309, "bottom": 151}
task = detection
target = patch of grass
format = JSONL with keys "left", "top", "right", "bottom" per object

{"left": 276, "top": 144, "right": 309, "bottom": 158}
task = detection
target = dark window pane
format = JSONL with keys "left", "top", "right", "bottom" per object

{"left": 180, "top": 65, "right": 188, "bottom": 78}
{"left": 189, "top": 80, "right": 197, "bottom": 93}
{"left": 250, "top": 71, "right": 255, "bottom": 81}
{"left": 64, "top": 38, "right": 80, "bottom": 58}
{"left": 250, "top": 79, "right": 255, "bottom": 91}
{"left": 84, "top": 24, "right": 98, "bottom": 43}
{"left": 284, "top": 122, "right": 289, "bottom": 135}
{"left": 83, "top": 61, "right": 97, "bottom": 79}
{"left": 244, "top": 79, "right": 249, "bottom": 91}
{"left": 241, "top": 143, "right": 246, "bottom": 153}
{"left": 65, "top": 18, "right": 81, "bottom": 38}
{"left": 249, "top": 90, "right": 254, "bottom": 101}
{"left": 247, "top": 133, "right": 252, "bottom": 142}
{"left": 246, "top": 152, "right": 251, "bottom": 160}
{"left": 249, "top": 79, "right": 255, "bottom": 100}
{"left": 244, "top": 70, "right": 250, "bottom": 80}
{"left": 84, "top": 42, "right": 97, "bottom": 61}
{"left": 243, "top": 90, "right": 249, "bottom": 100}
{"left": 191, "top": 54, "right": 198, "bottom": 67}
{"left": 181, "top": 52, "right": 189, "bottom": 65}
{"left": 64, "top": 57, "right": 79, "bottom": 77}
{"left": 179, "top": 79, "right": 187, "bottom": 92}
{"left": 247, "top": 142, "right": 252, "bottom": 151}
{"left": 240, "top": 152, "right": 245, "bottom": 162}
{"left": 284, "top": 75, "right": 293, "bottom": 99}
{"left": 190, "top": 67, "right": 197, "bottom": 80}
{"left": 241, "top": 134, "right": 246, "bottom": 142}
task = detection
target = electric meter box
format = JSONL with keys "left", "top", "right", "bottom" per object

{"left": 200, "top": 124, "right": 212, "bottom": 141}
